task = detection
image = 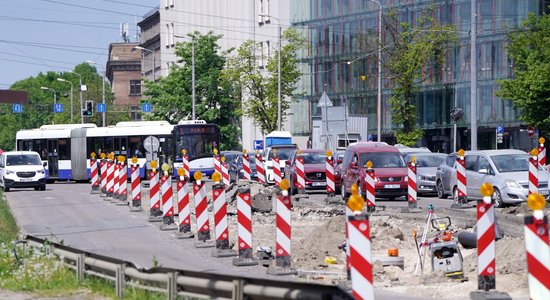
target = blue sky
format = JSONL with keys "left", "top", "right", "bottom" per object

{"left": 0, "top": 0, "right": 158, "bottom": 88}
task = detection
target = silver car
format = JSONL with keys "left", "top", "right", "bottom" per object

{"left": 447, "top": 149, "right": 549, "bottom": 207}
{"left": 404, "top": 153, "right": 447, "bottom": 196}
{"left": 436, "top": 152, "right": 458, "bottom": 199}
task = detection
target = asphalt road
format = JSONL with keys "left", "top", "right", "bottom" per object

{"left": 4, "top": 182, "right": 462, "bottom": 300}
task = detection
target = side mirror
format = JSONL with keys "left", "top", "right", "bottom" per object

{"left": 478, "top": 168, "right": 489, "bottom": 174}
{"left": 43, "top": 162, "right": 47, "bottom": 167}
{"left": 336, "top": 159, "right": 343, "bottom": 164}
{"left": 349, "top": 162, "right": 357, "bottom": 169}
{"left": 286, "top": 160, "right": 291, "bottom": 165}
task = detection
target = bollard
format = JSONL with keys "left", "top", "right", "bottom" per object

{"left": 193, "top": 171, "right": 214, "bottom": 248}
{"left": 214, "top": 148, "right": 222, "bottom": 176}
{"left": 211, "top": 172, "right": 237, "bottom": 257}
{"left": 90, "top": 152, "right": 100, "bottom": 194}
{"left": 295, "top": 150, "right": 306, "bottom": 195}
{"left": 99, "top": 153, "right": 107, "bottom": 197}
{"left": 159, "top": 163, "right": 176, "bottom": 230}
{"left": 538, "top": 137, "right": 546, "bottom": 170}
{"left": 524, "top": 193, "right": 550, "bottom": 300}
{"left": 452, "top": 149, "right": 469, "bottom": 208}
{"left": 129, "top": 158, "right": 142, "bottom": 212}
{"left": 477, "top": 183, "right": 496, "bottom": 291}
{"left": 267, "top": 179, "right": 297, "bottom": 275}
{"left": 256, "top": 151, "right": 266, "bottom": 184}
{"left": 407, "top": 157, "right": 418, "bottom": 209}
{"left": 272, "top": 149, "right": 281, "bottom": 187}
{"left": 325, "top": 150, "right": 338, "bottom": 204}
{"left": 233, "top": 187, "right": 259, "bottom": 266}
{"left": 365, "top": 161, "right": 376, "bottom": 213}
{"left": 105, "top": 153, "right": 115, "bottom": 199}
{"left": 181, "top": 149, "right": 190, "bottom": 177}
{"left": 116, "top": 157, "right": 128, "bottom": 206}
{"left": 175, "top": 168, "right": 193, "bottom": 239}
{"left": 148, "top": 160, "right": 163, "bottom": 222}
{"left": 530, "top": 149, "right": 539, "bottom": 195}
{"left": 221, "top": 157, "right": 230, "bottom": 189}
{"left": 348, "top": 214, "right": 373, "bottom": 300}
{"left": 242, "top": 149, "right": 251, "bottom": 181}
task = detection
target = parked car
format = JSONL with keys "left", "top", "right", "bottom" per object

{"left": 0, "top": 151, "right": 46, "bottom": 191}
{"left": 396, "top": 144, "right": 432, "bottom": 157}
{"left": 264, "top": 144, "right": 298, "bottom": 184}
{"left": 435, "top": 152, "right": 458, "bottom": 199}
{"left": 339, "top": 142, "right": 407, "bottom": 200}
{"left": 221, "top": 151, "right": 241, "bottom": 167}
{"left": 403, "top": 153, "right": 447, "bottom": 196}
{"left": 284, "top": 149, "right": 341, "bottom": 194}
{"left": 446, "top": 149, "right": 549, "bottom": 207}
{"left": 228, "top": 154, "right": 257, "bottom": 183}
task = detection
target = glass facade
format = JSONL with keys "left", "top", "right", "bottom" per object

{"left": 290, "top": 0, "right": 546, "bottom": 151}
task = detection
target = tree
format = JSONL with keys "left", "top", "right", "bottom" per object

{"left": 497, "top": 13, "right": 550, "bottom": 132}
{"left": 143, "top": 31, "right": 241, "bottom": 150}
{"left": 383, "top": 8, "right": 456, "bottom": 146}
{"left": 223, "top": 28, "right": 304, "bottom": 135}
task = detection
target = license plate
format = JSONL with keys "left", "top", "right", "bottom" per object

{"left": 540, "top": 190, "right": 549, "bottom": 196}
{"left": 384, "top": 184, "right": 400, "bottom": 189}
{"left": 312, "top": 182, "right": 326, "bottom": 187}
{"left": 20, "top": 178, "right": 33, "bottom": 182}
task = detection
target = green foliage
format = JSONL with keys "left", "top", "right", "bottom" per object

{"left": 0, "top": 192, "right": 18, "bottom": 244}
{"left": 384, "top": 8, "right": 455, "bottom": 144}
{"left": 144, "top": 31, "right": 241, "bottom": 150}
{"left": 497, "top": 13, "right": 550, "bottom": 132}
{"left": 223, "top": 29, "right": 304, "bottom": 135}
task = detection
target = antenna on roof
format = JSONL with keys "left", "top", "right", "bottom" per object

{"left": 121, "top": 22, "right": 130, "bottom": 43}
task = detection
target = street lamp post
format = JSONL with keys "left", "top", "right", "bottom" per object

{"left": 258, "top": 13, "right": 282, "bottom": 131}
{"left": 66, "top": 71, "right": 83, "bottom": 124}
{"left": 57, "top": 78, "right": 73, "bottom": 121}
{"left": 86, "top": 60, "right": 106, "bottom": 127}
{"left": 366, "top": 0, "right": 383, "bottom": 143}
{"left": 174, "top": 35, "right": 196, "bottom": 120}
{"left": 40, "top": 86, "right": 57, "bottom": 106}
{"left": 134, "top": 46, "right": 156, "bottom": 81}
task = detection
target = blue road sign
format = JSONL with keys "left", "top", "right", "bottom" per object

{"left": 12, "top": 104, "right": 23, "bottom": 113}
{"left": 96, "top": 103, "right": 106, "bottom": 113}
{"left": 254, "top": 140, "right": 264, "bottom": 150}
{"left": 497, "top": 126, "right": 504, "bottom": 134}
{"left": 141, "top": 102, "right": 152, "bottom": 113}
{"left": 53, "top": 103, "right": 64, "bottom": 113}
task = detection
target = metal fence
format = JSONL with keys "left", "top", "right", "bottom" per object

{"left": 24, "top": 235, "right": 352, "bottom": 300}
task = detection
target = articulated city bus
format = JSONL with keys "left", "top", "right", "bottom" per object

{"left": 15, "top": 120, "right": 220, "bottom": 181}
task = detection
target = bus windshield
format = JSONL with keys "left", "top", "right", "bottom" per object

{"left": 173, "top": 124, "right": 220, "bottom": 160}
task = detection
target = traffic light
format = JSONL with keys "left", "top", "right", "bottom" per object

{"left": 83, "top": 100, "right": 93, "bottom": 117}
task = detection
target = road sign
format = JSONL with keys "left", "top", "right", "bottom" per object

{"left": 254, "top": 140, "right": 264, "bottom": 150}
{"left": 141, "top": 103, "right": 152, "bottom": 113}
{"left": 96, "top": 103, "right": 106, "bottom": 113}
{"left": 496, "top": 126, "right": 504, "bottom": 134}
{"left": 528, "top": 126, "right": 535, "bottom": 138}
{"left": 12, "top": 104, "right": 23, "bottom": 113}
{"left": 53, "top": 103, "right": 63, "bottom": 113}
{"left": 144, "top": 136, "right": 160, "bottom": 153}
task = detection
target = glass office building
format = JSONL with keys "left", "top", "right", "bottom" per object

{"left": 291, "top": 0, "right": 548, "bottom": 152}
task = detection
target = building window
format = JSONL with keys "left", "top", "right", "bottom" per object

{"left": 165, "top": 24, "right": 170, "bottom": 47}
{"left": 169, "top": 0, "right": 174, "bottom": 7}
{"left": 170, "top": 23, "right": 175, "bottom": 46}
{"left": 129, "top": 80, "right": 141, "bottom": 96}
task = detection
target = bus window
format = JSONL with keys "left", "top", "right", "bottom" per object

{"left": 58, "top": 139, "right": 71, "bottom": 160}
{"left": 128, "top": 137, "right": 145, "bottom": 158}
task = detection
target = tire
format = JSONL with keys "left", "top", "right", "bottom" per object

{"left": 4, "top": 187, "right": 10, "bottom": 192}
{"left": 452, "top": 187, "right": 460, "bottom": 205}
{"left": 493, "top": 188, "right": 505, "bottom": 208}
{"left": 437, "top": 180, "right": 448, "bottom": 199}
{"left": 40, "top": 184, "right": 46, "bottom": 191}
{"left": 34, "top": 187, "right": 39, "bottom": 191}
{"left": 341, "top": 181, "right": 349, "bottom": 201}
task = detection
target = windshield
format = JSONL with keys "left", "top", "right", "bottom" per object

{"left": 300, "top": 153, "right": 327, "bottom": 164}
{"left": 491, "top": 154, "right": 531, "bottom": 173}
{"left": 268, "top": 148, "right": 295, "bottom": 160}
{"left": 359, "top": 152, "right": 406, "bottom": 168}
{"left": 7, "top": 154, "right": 42, "bottom": 166}
{"left": 405, "top": 154, "right": 446, "bottom": 167}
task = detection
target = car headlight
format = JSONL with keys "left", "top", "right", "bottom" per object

{"left": 37, "top": 169, "right": 45, "bottom": 174}
{"left": 505, "top": 180, "right": 521, "bottom": 189}
{"left": 404, "top": 176, "right": 408, "bottom": 182}
{"left": 6, "top": 170, "right": 14, "bottom": 175}
{"left": 419, "top": 176, "right": 433, "bottom": 181}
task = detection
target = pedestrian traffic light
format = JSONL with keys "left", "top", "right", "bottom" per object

{"left": 83, "top": 100, "right": 93, "bottom": 117}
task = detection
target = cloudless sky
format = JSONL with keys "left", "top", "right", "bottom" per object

{"left": 0, "top": 0, "right": 158, "bottom": 88}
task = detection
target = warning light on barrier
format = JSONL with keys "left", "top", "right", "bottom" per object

{"left": 212, "top": 171, "right": 222, "bottom": 183}
{"left": 297, "top": 149, "right": 301, "bottom": 155}
{"left": 348, "top": 183, "right": 365, "bottom": 212}
{"left": 117, "top": 155, "right": 125, "bottom": 163}
{"left": 131, "top": 157, "right": 138, "bottom": 165}
{"left": 100, "top": 152, "right": 106, "bottom": 159}
{"left": 531, "top": 148, "right": 539, "bottom": 157}
{"left": 326, "top": 150, "right": 333, "bottom": 158}
{"left": 194, "top": 171, "right": 202, "bottom": 181}
{"left": 458, "top": 149, "right": 465, "bottom": 157}
{"left": 279, "top": 178, "right": 290, "bottom": 191}
{"left": 528, "top": 193, "right": 546, "bottom": 211}
{"left": 243, "top": 149, "right": 247, "bottom": 155}
{"left": 221, "top": 156, "right": 225, "bottom": 163}
{"left": 182, "top": 149, "right": 187, "bottom": 156}
{"left": 273, "top": 148, "right": 277, "bottom": 156}
{"left": 213, "top": 148, "right": 218, "bottom": 155}
{"left": 366, "top": 161, "right": 373, "bottom": 169}
{"left": 91, "top": 152, "right": 96, "bottom": 159}
{"left": 177, "top": 167, "right": 185, "bottom": 177}
{"left": 540, "top": 137, "right": 546, "bottom": 145}
{"left": 161, "top": 163, "right": 169, "bottom": 172}
{"left": 411, "top": 156, "right": 416, "bottom": 164}
{"left": 150, "top": 160, "right": 158, "bottom": 171}
{"left": 480, "top": 183, "right": 494, "bottom": 204}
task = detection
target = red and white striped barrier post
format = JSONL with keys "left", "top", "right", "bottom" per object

{"left": 344, "top": 184, "right": 360, "bottom": 280}
{"left": 524, "top": 193, "right": 550, "bottom": 300}
{"left": 346, "top": 183, "right": 373, "bottom": 299}
{"left": 129, "top": 157, "right": 142, "bottom": 212}
{"left": 455, "top": 149, "right": 468, "bottom": 206}
{"left": 213, "top": 148, "right": 222, "bottom": 176}
{"left": 407, "top": 157, "right": 418, "bottom": 209}
{"left": 112, "top": 159, "right": 121, "bottom": 202}
{"left": 175, "top": 168, "right": 193, "bottom": 239}
{"left": 326, "top": 150, "right": 336, "bottom": 196}
{"left": 105, "top": 154, "right": 115, "bottom": 199}
{"left": 159, "top": 163, "right": 176, "bottom": 230}
{"left": 295, "top": 150, "right": 306, "bottom": 195}
{"left": 181, "top": 149, "right": 190, "bottom": 176}
{"left": 116, "top": 156, "right": 128, "bottom": 205}
{"left": 538, "top": 137, "right": 546, "bottom": 171}
{"left": 242, "top": 149, "right": 251, "bottom": 181}
{"left": 477, "top": 183, "right": 496, "bottom": 291}
{"left": 267, "top": 179, "right": 297, "bottom": 275}
{"left": 211, "top": 172, "right": 237, "bottom": 257}
{"left": 272, "top": 150, "right": 282, "bottom": 187}
{"left": 221, "top": 157, "right": 230, "bottom": 189}
{"left": 530, "top": 148, "right": 540, "bottom": 195}
{"left": 193, "top": 171, "right": 214, "bottom": 248}
{"left": 99, "top": 153, "right": 107, "bottom": 197}
{"left": 233, "top": 186, "right": 259, "bottom": 266}
{"left": 90, "top": 152, "right": 100, "bottom": 194}
{"left": 365, "top": 161, "right": 376, "bottom": 212}
{"left": 147, "top": 160, "right": 162, "bottom": 222}
{"left": 256, "top": 151, "right": 266, "bottom": 184}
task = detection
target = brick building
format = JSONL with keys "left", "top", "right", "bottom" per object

{"left": 106, "top": 43, "right": 142, "bottom": 119}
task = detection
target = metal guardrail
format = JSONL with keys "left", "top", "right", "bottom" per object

{"left": 24, "top": 235, "right": 353, "bottom": 300}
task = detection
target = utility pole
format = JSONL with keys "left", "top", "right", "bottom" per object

{"left": 102, "top": 72, "right": 106, "bottom": 127}
{"left": 192, "top": 38, "right": 196, "bottom": 120}
{"left": 470, "top": 0, "right": 477, "bottom": 150}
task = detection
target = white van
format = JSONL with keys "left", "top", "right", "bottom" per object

{"left": 0, "top": 151, "right": 46, "bottom": 192}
